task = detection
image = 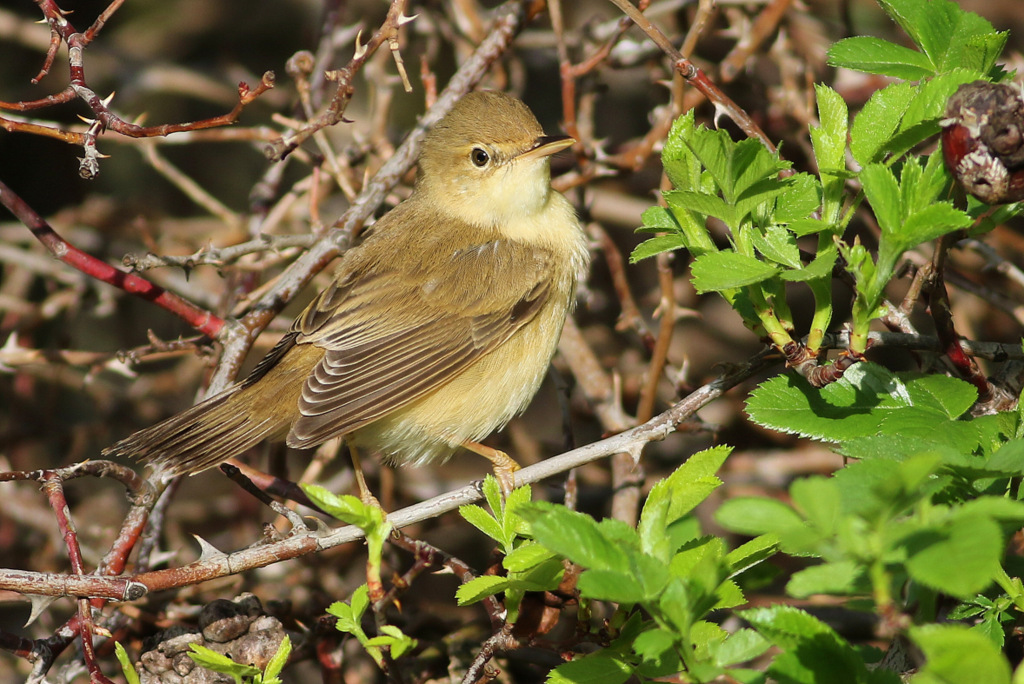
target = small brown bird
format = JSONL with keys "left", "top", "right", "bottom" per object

{"left": 103, "top": 91, "right": 588, "bottom": 496}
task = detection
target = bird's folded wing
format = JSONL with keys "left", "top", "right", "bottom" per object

{"left": 286, "top": 240, "right": 554, "bottom": 447}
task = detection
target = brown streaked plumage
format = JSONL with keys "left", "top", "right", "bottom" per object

{"left": 103, "top": 91, "right": 589, "bottom": 488}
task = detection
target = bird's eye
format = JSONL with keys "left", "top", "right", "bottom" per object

{"left": 471, "top": 147, "right": 490, "bottom": 167}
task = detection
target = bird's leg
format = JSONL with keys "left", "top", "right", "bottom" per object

{"left": 463, "top": 441, "right": 521, "bottom": 496}
{"left": 346, "top": 440, "right": 382, "bottom": 510}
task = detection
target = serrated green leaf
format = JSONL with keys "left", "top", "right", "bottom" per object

{"left": 662, "top": 110, "right": 702, "bottom": 191}
{"left": 460, "top": 504, "right": 503, "bottom": 543}
{"left": 640, "top": 446, "right": 730, "bottom": 536}
{"left": 876, "top": 0, "right": 956, "bottom": 65}
{"left": 503, "top": 484, "right": 532, "bottom": 536}
{"left": 691, "top": 251, "right": 780, "bottom": 292}
{"left": 456, "top": 575, "right": 510, "bottom": 605}
{"left": 850, "top": 82, "right": 916, "bottom": 165}
{"left": 876, "top": 0, "right": 1004, "bottom": 76}
{"left": 911, "top": 623, "right": 1011, "bottom": 684}
{"left": 899, "top": 202, "right": 972, "bottom": 248}
{"left": 774, "top": 173, "right": 823, "bottom": 223}
{"left": 638, "top": 205, "right": 681, "bottom": 232}
{"left": 860, "top": 164, "right": 902, "bottom": 236}
{"left": 189, "top": 644, "right": 260, "bottom": 679}
{"left": 302, "top": 485, "right": 390, "bottom": 543}
{"left": 259, "top": 636, "right": 291, "bottom": 684}
{"left": 742, "top": 605, "right": 897, "bottom": 683}
{"left": 780, "top": 246, "right": 837, "bottom": 282}
{"left": 682, "top": 124, "right": 739, "bottom": 199}
{"left": 665, "top": 189, "right": 737, "bottom": 227}
{"left": 902, "top": 373, "right": 977, "bottom": 418}
{"left": 827, "top": 36, "right": 935, "bottom": 79}
{"left": 745, "top": 367, "right": 968, "bottom": 444}
{"left": 736, "top": 178, "right": 793, "bottom": 224}
{"left": 520, "top": 502, "right": 630, "bottom": 572}
{"left": 726, "top": 535, "right": 779, "bottom": 577}
{"left": 630, "top": 234, "right": 689, "bottom": 262}
{"left": 670, "top": 536, "right": 726, "bottom": 578}
{"left": 547, "top": 653, "right": 633, "bottom": 684}
{"left": 753, "top": 225, "right": 802, "bottom": 269}
{"left": 503, "top": 541, "right": 557, "bottom": 572}
{"left": 350, "top": 583, "right": 369, "bottom": 618}
{"left": 714, "top": 628, "right": 771, "bottom": 668}
{"left": 366, "top": 626, "right": 417, "bottom": 659}
{"left": 482, "top": 475, "right": 503, "bottom": 520}
{"left": 785, "top": 217, "right": 831, "bottom": 238}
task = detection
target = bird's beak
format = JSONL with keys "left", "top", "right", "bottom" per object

{"left": 517, "top": 135, "right": 575, "bottom": 161}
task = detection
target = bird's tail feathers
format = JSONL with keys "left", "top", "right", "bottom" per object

{"left": 101, "top": 386, "right": 283, "bottom": 477}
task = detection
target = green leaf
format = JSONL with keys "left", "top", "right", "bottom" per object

{"left": 521, "top": 502, "right": 630, "bottom": 572}
{"left": 958, "top": 496, "right": 1024, "bottom": 522}
{"left": 547, "top": 653, "right": 633, "bottom": 684}
{"left": 257, "top": 636, "right": 291, "bottom": 684}
{"left": 691, "top": 251, "right": 780, "bottom": 292}
{"left": 366, "top": 626, "right": 417, "bottom": 660}
{"left": 827, "top": 36, "right": 935, "bottom": 79}
{"left": 860, "top": 164, "right": 902, "bottom": 236}
{"left": 985, "top": 440, "right": 1024, "bottom": 475}
{"left": 482, "top": 475, "right": 504, "bottom": 520}
{"left": 577, "top": 569, "right": 650, "bottom": 604}
{"left": 780, "top": 246, "right": 837, "bottom": 282}
{"left": 503, "top": 541, "right": 557, "bottom": 572}
{"left": 787, "top": 561, "right": 864, "bottom": 598}
{"left": 350, "top": 583, "right": 369, "bottom": 618}
{"left": 640, "top": 446, "right": 730, "bottom": 535}
{"left": 811, "top": 85, "right": 849, "bottom": 212}
{"left": 850, "top": 82, "right": 916, "bottom": 165}
{"left": 665, "top": 189, "right": 737, "bottom": 228}
{"left": 302, "top": 485, "right": 390, "bottom": 541}
{"left": 899, "top": 202, "right": 972, "bottom": 248}
{"left": 456, "top": 575, "right": 510, "bottom": 605}
{"left": 662, "top": 110, "right": 702, "bottom": 191}
{"left": 460, "top": 504, "right": 503, "bottom": 544}
{"left": 753, "top": 225, "right": 802, "bottom": 269}
{"left": 877, "top": 0, "right": 1004, "bottom": 75}
{"left": 630, "top": 233, "right": 689, "bottom": 262}
{"left": 114, "top": 642, "right": 140, "bottom": 684}
{"left": 716, "top": 498, "right": 803, "bottom": 537}
{"left": 725, "top": 535, "right": 779, "bottom": 578}
{"left": 904, "top": 514, "right": 1002, "bottom": 597}
{"left": 328, "top": 585, "right": 369, "bottom": 635}
{"left": 745, "top": 371, "right": 892, "bottom": 442}
{"left": 902, "top": 373, "right": 978, "bottom": 418}
{"left": 774, "top": 173, "right": 823, "bottom": 223}
{"left": 713, "top": 628, "right": 771, "bottom": 668}
{"left": 911, "top": 623, "right": 1011, "bottom": 684}
{"left": 503, "top": 484, "right": 532, "bottom": 538}
{"left": 638, "top": 205, "right": 679, "bottom": 232}
{"left": 742, "top": 605, "right": 897, "bottom": 683}
{"left": 633, "top": 627, "right": 685, "bottom": 678}
{"left": 188, "top": 644, "right": 260, "bottom": 680}
{"left": 792, "top": 475, "right": 840, "bottom": 529}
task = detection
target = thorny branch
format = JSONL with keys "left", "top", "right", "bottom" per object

{"left": 1, "top": 0, "right": 275, "bottom": 178}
